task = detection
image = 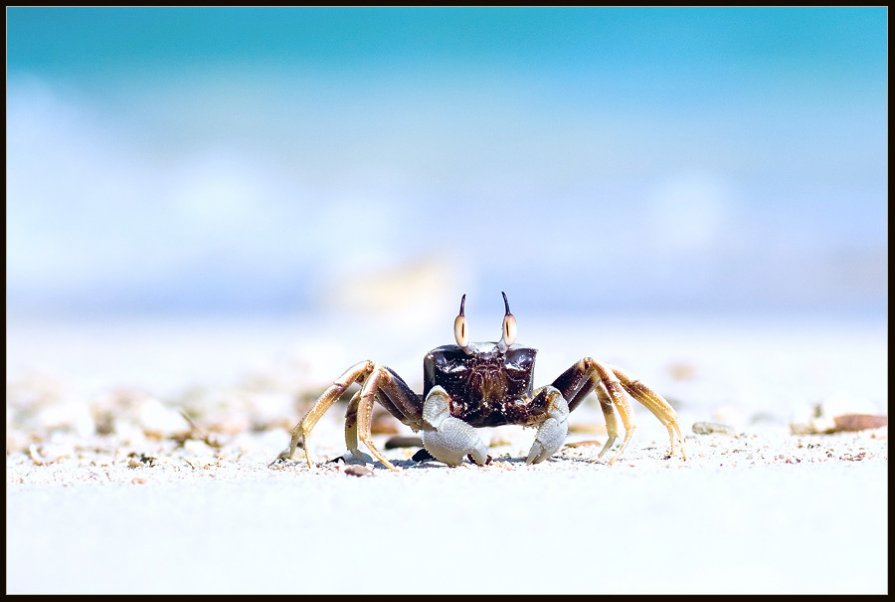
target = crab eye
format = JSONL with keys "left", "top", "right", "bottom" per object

{"left": 502, "top": 313, "right": 517, "bottom": 346}
{"left": 454, "top": 294, "right": 469, "bottom": 348}
{"left": 454, "top": 315, "right": 469, "bottom": 348}
{"left": 501, "top": 291, "right": 517, "bottom": 346}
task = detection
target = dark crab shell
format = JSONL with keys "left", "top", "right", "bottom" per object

{"left": 423, "top": 342, "right": 543, "bottom": 427}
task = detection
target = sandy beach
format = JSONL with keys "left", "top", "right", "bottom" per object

{"left": 6, "top": 313, "right": 888, "bottom": 594}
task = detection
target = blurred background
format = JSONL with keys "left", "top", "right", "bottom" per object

{"left": 7, "top": 7, "right": 887, "bottom": 323}
{"left": 5, "top": 6, "right": 888, "bottom": 413}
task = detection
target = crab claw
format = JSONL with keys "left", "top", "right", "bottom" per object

{"left": 421, "top": 386, "right": 490, "bottom": 467}
{"left": 526, "top": 387, "right": 570, "bottom": 464}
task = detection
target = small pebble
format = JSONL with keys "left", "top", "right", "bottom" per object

{"left": 692, "top": 421, "right": 736, "bottom": 435}
{"left": 344, "top": 465, "right": 373, "bottom": 477}
{"left": 27, "top": 444, "right": 47, "bottom": 466}
{"left": 564, "top": 440, "right": 603, "bottom": 448}
{"left": 832, "top": 414, "right": 887, "bottom": 432}
{"left": 26, "top": 443, "right": 73, "bottom": 465}
{"left": 126, "top": 452, "right": 157, "bottom": 467}
{"left": 384, "top": 436, "right": 423, "bottom": 449}
{"left": 791, "top": 413, "right": 888, "bottom": 435}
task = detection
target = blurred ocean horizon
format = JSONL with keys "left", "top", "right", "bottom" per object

{"left": 7, "top": 8, "right": 887, "bottom": 320}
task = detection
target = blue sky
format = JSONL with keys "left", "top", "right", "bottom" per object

{"left": 6, "top": 8, "right": 888, "bottom": 317}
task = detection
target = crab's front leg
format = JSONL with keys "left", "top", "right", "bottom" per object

{"left": 420, "top": 386, "right": 491, "bottom": 467}
{"left": 525, "top": 386, "right": 570, "bottom": 464}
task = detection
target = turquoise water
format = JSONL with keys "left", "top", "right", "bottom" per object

{"left": 6, "top": 8, "right": 887, "bottom": 316}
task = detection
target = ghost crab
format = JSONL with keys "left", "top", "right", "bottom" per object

{"left": 274, "top": 293, "right": 686, "bottom": 470}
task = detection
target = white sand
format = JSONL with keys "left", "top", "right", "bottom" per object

{"left": 6, "top": 314, "right": 888, "bottom": 594}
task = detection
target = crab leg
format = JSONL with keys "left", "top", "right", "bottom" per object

{"left": 608, "top": 388, "right": 635, "bottom": 461}
{"left": 590, "top": 360, "right": 637, "bottom": 464}
{"left": 594, "top": 382, "right": 620, "bottom": 459}
{"left": 552, "top": 358, "right": 635, "bottom": 462}
{"left": 274, "top": 359, "right": 425, "bottom": 469}
{"left": 343, "top": 368, "right": 425, "bottom": 465}
{"left": 342, "top": 391, "right": 373, "bottom": 464}
{"left": 355, "top": 367, "right": 399, "bottom": 471}
{"left": 273, "top": 360, "right": 375, "bottom": 466}
{"left": 378, "top": 367, "right": 426, "bottom": 427}
{"left": 551, "top": 357, "right": 682, "bottom": 462}
{"left": 611, "top": 366, "right": 686, "bottom": 460}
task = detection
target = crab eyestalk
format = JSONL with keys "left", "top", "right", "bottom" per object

{"left": 498, "top": 291, "right": 517, "bottom": 352}
{"left": 454, "top": 294, "right": 470, "bottom": 352}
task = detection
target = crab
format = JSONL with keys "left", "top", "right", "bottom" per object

{"left": 274, "top": 293, "right": 686, "bottom": 471}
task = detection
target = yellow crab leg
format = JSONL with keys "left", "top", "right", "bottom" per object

{"left": 273, "top": 360, "right": 374, "bottom": 466}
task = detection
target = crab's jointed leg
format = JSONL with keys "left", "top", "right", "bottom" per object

{"left": 593, "top": 361, "right": 637, "bottom": 463}
{"left": 594, "top": 382, "right": 620, "bottom": 459}
{"left": 551, "top": 357, "right": 635, "bottom": 463}
{"left": 342, "top": 391, "right": 373, "bottom": 464}
{"left": 274, "top": 360, "right": 375, "bottom": 466}
{"left": 273, "top": 361, "right": 424, "bottom": 470}
{"left": 551, "top": 357, "right": 684, "bottom": 462}
{"left": 354, "top": 367, "right": 401, "bottom": 471}
{"left": 612, "top": 366, "right": 686, "bottom": 460}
